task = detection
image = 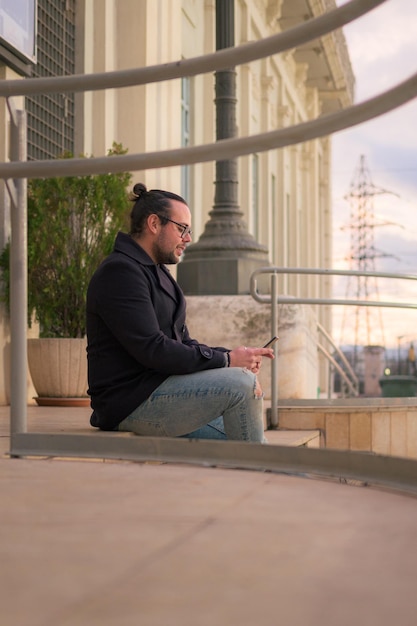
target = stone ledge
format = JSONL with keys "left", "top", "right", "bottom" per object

{"left": 267, "top": 403, "right": 417, "bottom": 459}
{"left": 276, "top": 398, "right": 417, "bottom": 408}
{"left": 266, "top": 429, "right": 321, "bottom": 448}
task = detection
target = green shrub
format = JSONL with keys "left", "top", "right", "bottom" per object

{"left": 0, "top": 142, "right": 132, "bottom": 338}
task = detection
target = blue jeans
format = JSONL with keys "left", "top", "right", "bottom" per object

{"left": 118, "top": 367, "right": 266, "bottom": 442}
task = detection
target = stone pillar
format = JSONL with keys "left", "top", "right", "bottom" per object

{"left": 364, "top": 345, "right": 385, "bottom": 397}
{"left": 186, "top": 296, "right": 319, "bottom": 407}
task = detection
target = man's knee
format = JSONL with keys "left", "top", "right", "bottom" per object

{"left": 254, "top": 377, "right": 263, "bottom": 398}
{"left": 229, "top": 367, "right": 263, "bottom": 399}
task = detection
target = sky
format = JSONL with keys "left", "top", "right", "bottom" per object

{"left": 331, "top": 0, "right": 417, "bottom": 349}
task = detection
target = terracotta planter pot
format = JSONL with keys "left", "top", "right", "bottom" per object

{"left": 28, "top": 337, "right": 89, "bottom": 406}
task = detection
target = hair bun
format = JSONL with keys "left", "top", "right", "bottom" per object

{"left": 132, "top": 182, "right": 147, "bottom": 199}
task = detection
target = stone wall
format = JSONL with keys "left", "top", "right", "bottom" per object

{"left": 185, "top": 295, "right": 319, "bottom": 403}
{"left": 275, "top": 398, "right": 417, "bottom": 459}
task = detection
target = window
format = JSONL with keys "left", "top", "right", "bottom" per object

{"left": 26, "top": 0, "right": 75, "bottom": 161}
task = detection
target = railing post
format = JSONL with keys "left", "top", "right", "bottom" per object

{"left": 327, "top": 359, "right": 332, "bottom": 399}
{"left": 270, "top": 272, "right": 278, "bottom": 427}
{"left": 6, "top": 100, "right": 27, "bottom": 437}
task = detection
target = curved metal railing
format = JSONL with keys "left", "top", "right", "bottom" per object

{"left": 316, "top": 323, "right": 360, "bottom": 398}
{"left": 3, "top": 0, "right": 417, "bottom": 490}
{"left": 0, "top": 0, "right": 384, "bottom": 98}
{"left": 250, "top": 267, "right": 417, "bottom": 426}
{"left": 2, "top": 70, "right": 417, "bottom": 179}
{"left": 4, "top": 1, "right": 417, "bottom": 180}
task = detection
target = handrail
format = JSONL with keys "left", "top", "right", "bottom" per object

{"left": 250, "top": 267, "right": 417, "bottom": 425}
{"left": 1, "top": 70, "right": 416, "bottom": 180}
{"left": 317, "top": 322, "right": 359, "bottom": 397}
{"left": 0, "top": 0, "right": 385, "bottom": 98}
{"left": 317, "top": 343, "right": 359, "bottom": 398}
{"left": 317, "top": 322, "right": 358, "bottom": 387}
{"left": 250, "top": 267, "right": 417, "bottom": 309}
{"left": 5, "top": 0, "right": 417, "bottom": 484}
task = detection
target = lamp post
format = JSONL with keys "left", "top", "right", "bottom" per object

{"left": 177, "top": 0, "right": 269, "bottom": 295}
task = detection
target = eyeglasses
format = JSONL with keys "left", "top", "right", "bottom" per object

{"left": 162, "top": 217, "right": 192, "bottom": 239}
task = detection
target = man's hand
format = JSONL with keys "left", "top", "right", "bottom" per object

{"left": 228, "top": 345, "right": 274, "bottom": 374}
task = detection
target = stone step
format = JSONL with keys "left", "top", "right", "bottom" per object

{"left": 266, "top": 429, "right": 321, "bottom": 448}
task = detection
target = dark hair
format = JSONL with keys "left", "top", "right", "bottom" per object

{"left": 129, "top": 182, "right": 186, "bottom": 236}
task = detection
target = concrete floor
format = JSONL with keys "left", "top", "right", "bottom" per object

{"left": 1, "top": 406, "right": 417, "bottom": 626}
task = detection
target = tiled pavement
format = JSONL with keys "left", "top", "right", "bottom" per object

{"left": 1, "top": 405, "right": 417, "bottom": 626}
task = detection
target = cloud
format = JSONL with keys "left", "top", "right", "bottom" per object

{"left": 333, "top": 0, "right": 417, "bottom": 158}
{"left": 333, "top": 0, "right": 417, "bottom": 222}
{"left": 340, "top": 0, "right": 417, "bottom": 100}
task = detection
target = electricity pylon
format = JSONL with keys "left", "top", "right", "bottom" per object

{"left": 339, "top": 155, "right": 398, "bottom": 366}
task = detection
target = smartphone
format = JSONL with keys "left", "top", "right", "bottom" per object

{"left": 263, "top": 336, "right": 279, "bottom": 348}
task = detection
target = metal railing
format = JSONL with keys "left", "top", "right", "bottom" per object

{"left": 2, "top": 0, "right": 417, "bottom": 491}
{"left": 317, "top": 322, "right": 359, "bottom": 398}
{"left": 250, "top": 267, "right": 417, "bottom": 427}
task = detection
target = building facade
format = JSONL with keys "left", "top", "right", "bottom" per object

{"left": 0, "top": 0, "right": 354, "bottom": 403}
{"left": 72, "top": 0, "right": 353, "bottom": 305}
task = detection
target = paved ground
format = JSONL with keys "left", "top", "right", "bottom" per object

{"left": 1, "top": 406, "right": 417, "bottom": 626}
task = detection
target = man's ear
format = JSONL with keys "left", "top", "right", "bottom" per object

{"left": 147, "top": 213, "right": 160, "bottom": 235}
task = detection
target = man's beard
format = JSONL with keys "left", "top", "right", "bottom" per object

{"left": 152, "top": 242, "right": 179, "bottom": 265}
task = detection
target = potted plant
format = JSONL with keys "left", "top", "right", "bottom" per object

{"left": 0, "top": 142, "right": 132, "bottom": 405}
